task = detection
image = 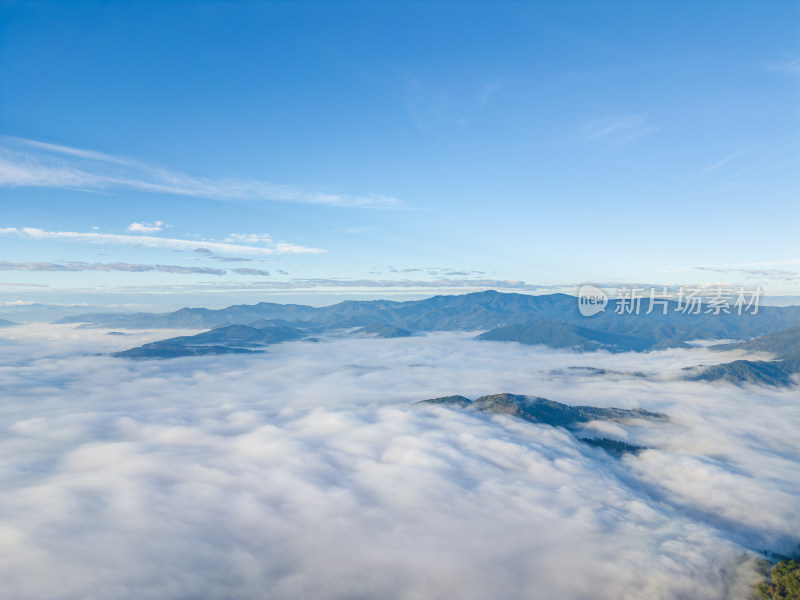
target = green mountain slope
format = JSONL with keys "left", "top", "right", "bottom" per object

{"left": 686, "top": 326, "right": 800, "bottom": 386}
{"left": 687, "top": 359, "right": 800, "bottom": 386}
{"left": 714, "top": 326, "right": 800, "bottom": 360}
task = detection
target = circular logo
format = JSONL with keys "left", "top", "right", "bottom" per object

{"left": 577, "top": 284, "right": 608, "bottom": 317}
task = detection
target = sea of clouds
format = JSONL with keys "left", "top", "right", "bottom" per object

{"left": 0, "top": 325, "right": 797, "bottom": 599}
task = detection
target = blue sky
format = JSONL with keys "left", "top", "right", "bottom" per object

{"left": 1, "top": 1, "right": 798, "bottom": 308}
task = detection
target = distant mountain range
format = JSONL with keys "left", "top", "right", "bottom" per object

{"left": 62, "top": 290, "right": 796, "bottom": 385}
{"left": 57, "top": 291, "right": 800, "bottom": 338}
{"left": 0, "top": 303, "right": 116, "bottom": 324}
{"left": 686, "top": 327, "right": 800, "bottom": 386}
{"left": 417, "top": 393, "right": 663, "bottom": 456}
{"left": 59, "top": 292, "right": 577, "bottom": 330}
{"left": 0, "top": 319, "right": 19, "bottom": 328}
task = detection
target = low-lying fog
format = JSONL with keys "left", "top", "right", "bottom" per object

{"left": 1, "top": 325, "right": 797, "bottom": 599}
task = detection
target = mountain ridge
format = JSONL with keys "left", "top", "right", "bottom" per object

{"left": 57, "top": 291, "right": 800, "bottom": 343}
{"left": 686, "top": 327, "right": 800, "bottom": 385}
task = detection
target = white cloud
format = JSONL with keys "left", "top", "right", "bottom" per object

{"left": 695, "top": 258, "right": 800, "bottom": 269}
{"left": 231, "top": 268, "right": 271, "bottom": 276}
{"left": 0, "top": 227, "right": 324, "bottom": 256}
{"left": 0, "top": 136, "right": 403, "bottom": 208}
{"left": 127, "top": 221, "right": 167, "bottom": 233}
{"left": 70, "top": 278, "right": 559, "bottom": 296}
{"left": 694, "top": 266, "right": 800, "bottom": 281}
{"left": 703, "top": 150, "right": 748, "bottom": 173}
{"left": 225, "top": 233, "right": 274, "bottom": 244}
{"left": 0, "top": 327, "right": 795, "bottom": 599}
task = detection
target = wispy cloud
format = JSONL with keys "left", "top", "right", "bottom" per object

{"left": 383, "top": 266, "right": 487, "bottom": 277}
{"left": 0, "top": 261, "right": 227, "bottom": 276}
{"left": 344, "top": 225, "right": 376, "bottom": 234}
{"left": 231, "top": 268, "right": 271, "bottom": 276}
{"left": 694, "top": 265, "right": 800, "bottom": 281}
{"left": 0, "top": 137, "right": 403, "bottom": 208}
{"left": 477, "top": 80, "right": 502, "bottom": 106}
{"left": 193, "top": 248, "right": 252, "bottom": 262}
{"left": 128, "top": 221, "right": 168, "bottom": 233}
{"left": 17, "top": 138, "right": 135, "bottom": 164}
{"left": 702, "top": 147, "right": 759, "bottom": 173}
{"left": 687, "top": 258, "right": 800, "bottom": 269}
{"left": 405, "top": 77, "right": 461, "bottom": 132}
{"left": 0, "top": 227, "right": 324, "bottom": 255}
{"left": 224, "top": 233, "right": 274, "bottom": 244}
{"left": 284, "top": 278, "right": 536, "bottom": 290}
{"left": 766, "top": 57, "right": 800, "bottom": 74}
{"left": 0, "top": 282, "right": 50, "bottom": 287}
{"left": 585, "top": 113, "right": 658, "bottom": 145}
{"left": 105, "top": 278, "right": 560, "bottom": 294}
{"left": 0, "top": 261, "right": 277, "bottom": 277}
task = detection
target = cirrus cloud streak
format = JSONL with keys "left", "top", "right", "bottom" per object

{"left": 0, "top": 137, "right": 402, "bottom": 208}
{"left": 0, "top": 261, "right": 226, "bottom": 276}
{"left": 0, "top": 227, "right": 324, "bottom": 256}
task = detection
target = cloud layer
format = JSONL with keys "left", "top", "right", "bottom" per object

{"left": 0, "top": 327, "right": 796, "bottom": 599}
{"left": 695, "top": 265, "right": 800, "bottom": 281}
